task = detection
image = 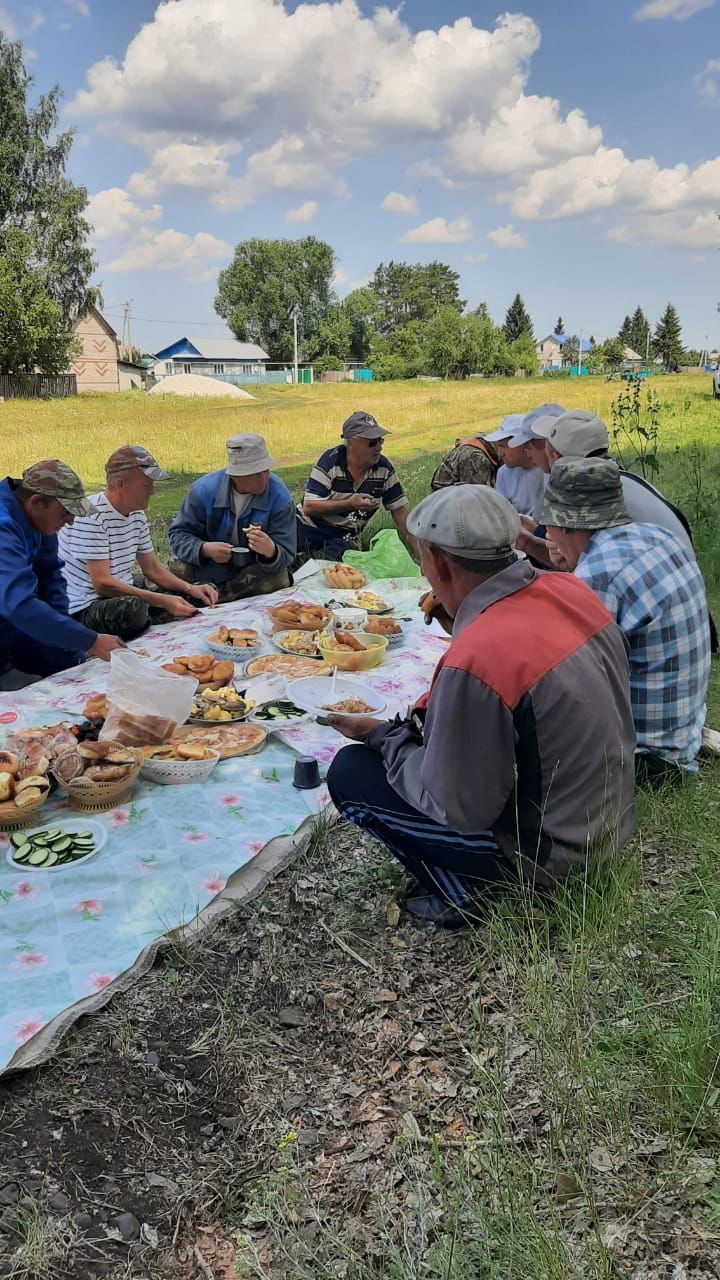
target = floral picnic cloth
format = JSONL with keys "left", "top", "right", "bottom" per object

{"left": 0, "top": 568, "right": 447, "bottom": 1071}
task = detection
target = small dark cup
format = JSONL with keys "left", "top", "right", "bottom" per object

{"left": 293, "top": 756, "right": 321, "bottom": 789}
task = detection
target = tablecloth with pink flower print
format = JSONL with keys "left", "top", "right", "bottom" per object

{"left": 0, "top": 567, "right": 447, "bottom": 1072}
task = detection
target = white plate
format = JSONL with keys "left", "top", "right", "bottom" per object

{"left": 286, "top": 675, "right": 387, "bottom": 718}
{"left": 272, "top": 629, "right": 323, "bottom": 659}
{"left": 248, "top": 700, "right": 313, "bottom": 731}
{"left": 5, "top": 818, "right": 107, "bottom": 873}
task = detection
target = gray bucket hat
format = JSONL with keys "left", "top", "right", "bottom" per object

{"left": 540, "top": 458, "right": 630, "bottom": 530}
{"left": 225, "top": 433, "right": 275, "bottom": 476}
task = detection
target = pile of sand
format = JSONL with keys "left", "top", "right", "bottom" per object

{"left": 150, "top": 374, "right": 255, "bottom": 400}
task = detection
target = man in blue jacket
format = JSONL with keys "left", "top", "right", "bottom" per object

{"left": 168, "top": 433, "right": 295, "bottom": 603}
{"left": 0, "top": 460, "right": 123, "bottom": 690}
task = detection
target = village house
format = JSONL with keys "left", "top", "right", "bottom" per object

{"left": 536, "top": 333, "right": 593, "bottom": 371}
{"left": 71, "top": 306, "right": 146, "bottom": 393}
{"left": 151, "top": 337, "right": 270, "bottom": 382}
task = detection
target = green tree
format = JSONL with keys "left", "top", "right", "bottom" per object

{"left": 509, "top": 332, "right": 538, "bottom": 374}
{"left": 601, "top": 337, "right": 625, "bottom": 368}
{"left": 561, "top": 334, "right": 580, "bottom": 368}
{"left": 461, "top": 305, "right": 498, "bottom": 376}
{"left": 617, "top": 315, "right": 633, "bottom": 348}
{"left": 652, "top": 303, "right": 684, "bottom": 371}
{"left": 309, "top": 302, "right": 351, "bottom": 362}
{"left": 215, "top": 237, "right": 336, "bottom": 363}
{"left": 0, "top": 35, "right": 95, "bottom": 374}
{"left": 503, "top": 293, "right": 534, "bottom": 343}
{"left": 628, "top": 306, "right": 651, "bottom": 359}
{"left": 554, "top": 316, "right": 564, "bottom": 336}
{"left": 424, "top": 306, "right": 465, "bottom": 378}
{"left": 342, "top": 287, "right": 379, "bottom": 363}
{"left": 371, "top": 260, "right": 464, "bottom": 333}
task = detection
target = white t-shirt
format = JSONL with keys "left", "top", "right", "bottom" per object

{"left": 495, "top": 465, "right": 546, "bottom": 517}
{"left": 59, "top": 492, "right": 154, "bottom": 613}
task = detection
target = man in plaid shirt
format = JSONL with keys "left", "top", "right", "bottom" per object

{"left": 541, "top": 458, "right": 711, "bottom": 783}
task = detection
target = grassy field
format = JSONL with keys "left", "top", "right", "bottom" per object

{"left": 2, "top": 373, "right": 720, "bottom": 1278}
{"left": 2, "top": 372, "right": 718, "bottom": 490}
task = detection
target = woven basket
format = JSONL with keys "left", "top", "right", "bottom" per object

{"left": 0, "top": 788, "right": 49, "bottom": 832}
{"left": 140, "top": 751, "right": 220, "bottom": 786}
{"left": 58, "top": 742, "right": 144, "bottom": 814}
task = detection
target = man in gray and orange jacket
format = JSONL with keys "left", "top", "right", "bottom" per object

{"left": 326, "top": 484, "right": 636, "bottom": 927}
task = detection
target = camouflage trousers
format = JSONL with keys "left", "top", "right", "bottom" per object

{"left": 72, "top": 595, "right": 158, "bottom": 641}
{"left": 168, "top": 560, "right": 291, "bottom": 606}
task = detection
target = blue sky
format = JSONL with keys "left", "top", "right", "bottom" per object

{"left": 3, "top": 0, "right": 719, "bottom": 354}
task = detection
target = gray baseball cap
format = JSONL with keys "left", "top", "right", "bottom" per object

{"left": 540, "top": 458, "right": 630, "bottom": 530}
{"left": 408, "top": 484, "right": 520, "bottom": 561}
{"left": 105, "top": 445, "right": 169, "bottom": 482}
{"left": 532, "top": 409, "right": 609, "bottom": 457}
{"left": 342, "top": 411, "right": 388, "bottom": 441}
{"left": 483, "top": 413, "right": 525, "bottom": 444}
{"left": 226, "top": 433, "right": 275, "bottom": 476}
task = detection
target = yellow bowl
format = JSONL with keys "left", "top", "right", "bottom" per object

{"left": 316, "top": 632, "right": 388, "bottom": 672}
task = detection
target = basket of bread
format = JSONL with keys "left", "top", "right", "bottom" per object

{"left": 52, "top": 740, "right": 143, "bottom": 813}
{"left": 205, "top": 625, "right": 261, "bottom": 660}
{"left": 141, "top": 741, "right": 220, "bottom": 785}
{"left": 0, "top": 749, "right": 51, "bottom": 830}
{"left": 267, "top": 601, "right": 330, "bottom": 634}
{"left": 322, "top": 564, "right": 367, "bottom": 590}
{"left": 316, "top": 629, "right": 388, "bottom": 672}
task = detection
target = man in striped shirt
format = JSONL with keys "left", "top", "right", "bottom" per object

{"left": 59, "top": 446, "right": 218, "bottom": 640}
{"left": 296, "top": 411, "right": 410, "bottom": 561}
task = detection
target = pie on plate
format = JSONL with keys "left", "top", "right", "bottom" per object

{"left": 245, "top": 654, "right": 328, "bottom": 680}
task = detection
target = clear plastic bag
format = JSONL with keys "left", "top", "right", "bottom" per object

{"left": 99, "top": 650, "right": 198, "bottom": 746}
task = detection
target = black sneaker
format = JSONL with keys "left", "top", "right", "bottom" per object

{"left": 404, "top": 893, "right": 474, "bottom": 930}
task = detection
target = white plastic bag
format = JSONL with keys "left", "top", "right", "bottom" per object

{"left": 100, "top": 651, "right": 198, "bottom": 746}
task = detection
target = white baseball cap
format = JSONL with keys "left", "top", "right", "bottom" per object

{"left": 483, "top": 413, "right": 525, "bottom": 444}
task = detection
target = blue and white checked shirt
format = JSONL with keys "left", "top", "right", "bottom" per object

{"left": 574, "top": 523, "right": 711, "bottom": 770}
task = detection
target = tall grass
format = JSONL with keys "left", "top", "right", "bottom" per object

{"left": 1, "top": 373, "right": 717, "bottom": 491}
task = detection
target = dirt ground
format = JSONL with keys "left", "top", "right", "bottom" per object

{"left": 1, "top": 821, "right": 718, "bottom": 1280}
{"left": 0, "top": 825, "right": 481, "bottom": 1279}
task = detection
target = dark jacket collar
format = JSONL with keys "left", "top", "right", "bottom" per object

{"left": 453, "top": 559, "right": 537, "bottom": 638}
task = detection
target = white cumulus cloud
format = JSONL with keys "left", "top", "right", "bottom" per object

{"left": 85, "top": 187, "right": 162, "bottom": 241}
{"left": 285, "top": 200, "right": 318, "bottom": 223}
{"left": 487, "top": 224, "right": 526, "bottom": 249}
{"left": 380, "top": 192, "right": 419, "bottom": 215}
{"left": 403, "top": 217, "right": 471, "bottom": 244}
{"left": 635, "top": 0, "right": 714, "bottom": 18}
{"left": 105, "top": 228, "right": 230, "bottom": 276}
{"left": 696, "top": 59, "right": 720, "bottom": 102}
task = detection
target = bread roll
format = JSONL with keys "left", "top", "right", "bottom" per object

{"left": 15, "top": 775, "right": 50, "bottom": 794}
{"left": 14, "top": 787, "right": 42, "bottom": 807}
{"left": 0, "top": 751, "right": 21, "bottom": 775}
{"left": 0, "top": 772, "right": 14, "bottom": 801}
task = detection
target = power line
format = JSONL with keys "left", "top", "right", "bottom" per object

{"left": 102, "top": 312, "right": 230, "bottom": 328}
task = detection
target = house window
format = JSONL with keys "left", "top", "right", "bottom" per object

{"left": 182, "top": 363, "right": 192, "bottom": 375}
{"left": 213, "top": 363, "right": 225, "bottom": 374}
{"left": 165, "top": 362, "right": 172, "bottom": 374}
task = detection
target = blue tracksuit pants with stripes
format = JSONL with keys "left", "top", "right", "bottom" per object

{"left": 327, "top": 744, "right": 510, "bottom": 906}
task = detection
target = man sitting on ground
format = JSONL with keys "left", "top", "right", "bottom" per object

{"left": 296, "top": 411, "right": 410, "bottom": 562}
{"left": 169, "top": 433, "right": 295, "bottom": 603}
{"left": 325, "top": 484, "right": 636, "bottom": 928}
{"left": 430, "top": 432, "right": 499, "bottom": 490}
{"left": 59, "top": 446, "right": 218, "bottom": 640}
{"left": 540, "top": 458, "right": 711, "bottom": 784}
{"left": 0, "top": 460, "right": 123, "bottom": 690}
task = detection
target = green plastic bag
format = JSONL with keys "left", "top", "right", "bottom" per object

{"left": 343, "top": 528, "right": 420, "bottom": 580}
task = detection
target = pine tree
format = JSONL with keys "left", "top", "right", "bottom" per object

{"left": 629, "top": 306, "right": 650, "bottom": 359}
{"left": 554, "top": 316, "right": 564, "bottom": 335}
{"left": 618, "top": 315, "right": 633, "bottom": 347}
{"left": 653, "top": 303, "right": 684, "bottom": 371}
{"left": 503, "top": 293, "right": 534, "bottom": 343}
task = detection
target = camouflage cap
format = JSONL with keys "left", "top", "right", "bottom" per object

{"left": 105, "top": 445, "right": 169, "bottom": 482}
{"left": 540, "top": 458, "right": 630, "bottom": 531}
{"left": 21, "top": 459, "right": 93, "bottom": 518}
